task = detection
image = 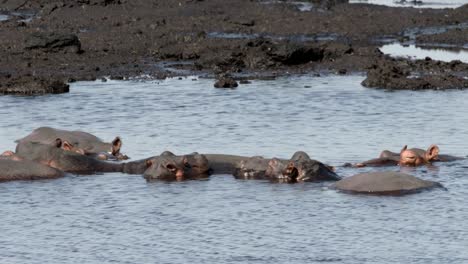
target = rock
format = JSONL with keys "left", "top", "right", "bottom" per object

{"left": 337, "top": 68, "right": 347, "bottom": 75}
{"left": 214, "top": 76, "right": 238, "bottom": 88}
{"left": 0, "top": 77, "right": 69, "bottom": 95}
{"left": 333, "top": 171, "right": 443, "bottom": 195}
{"left": 25, "top": 33, "right": 82, "bottom": 53}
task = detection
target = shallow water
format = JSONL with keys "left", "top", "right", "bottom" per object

{"left": 207, "top": 32, "right": 339, "bottom": 42}
{"left": 380, "top": 43, "right": 468, "bottom": 62}
{"left": 1, "top": 75, "right": 468, "bottom": 263}
{"left": 350, "top": 0, "right": 468, "bottom": 9}
{"left": 0, "top": 14, "right": 9, "bottom": 21}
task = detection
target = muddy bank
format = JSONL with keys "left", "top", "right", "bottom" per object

{"left": 416, "top": 28, "right": 468, "bottom": 47}
{"left": 0, "top": 0, "right": 468, "bottom": 94}
{"left": 362, "top": 57, "right": 468, "bottom": 90}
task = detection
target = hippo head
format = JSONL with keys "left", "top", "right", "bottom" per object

{"left": 399, "top": 145, "right": 439, "bottom": 166}
{"left": 267, "top": 151, "right": 340, "bottom": 182}
{"left": 183, "top": 152, "right": 211, "bottom": 178}
{"left": 143, "top": 152, "right": 210, "bottom": 181}
{"left": 234, "top": 156, "right": 270, "bottom": 179}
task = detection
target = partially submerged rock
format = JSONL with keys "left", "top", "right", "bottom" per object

{"left": 0, "top": 77, "right": 69, "bottom": 95}
{"left": 214, "top": 76, "right": 238, "bottom": 88}
{"left": 334, "top": 171, "right": 443, "bottom": 195}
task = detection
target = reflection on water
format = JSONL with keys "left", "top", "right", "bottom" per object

{"left": 380, "top": 43, "right": 468, "bottom": 62}
{"left": 1, "top": 75, "right": 468, "bottom": 263}
{"left": 260, "top": 0, "right": 314, "bottom": 11}
{"left": 0, "top": 14, "right": 9, "bottom": 21}
{"left": 350, "top": 0, "right": 468, "bottom": 8}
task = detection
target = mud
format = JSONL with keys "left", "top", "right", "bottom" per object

{"left": 362, "top": 56, "right": 468, "bottom": 90}
{"left": 0, "top": 0, "right": 467, "bottom": 94}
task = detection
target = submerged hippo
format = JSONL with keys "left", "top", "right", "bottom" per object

{"left": 226, "top": 151, "right": 341, "bottom": 182}
{"left": 16, "top": 127, "right": 128, "bottom": 160}
{"left": 380, "top": 145, "right": 464, "bottom": 163}
{"left": 333, "top": 171, "right": 443, "bottom": 195}
{"left": 348, "top": 145, "right": 462, "bottom": 167}
{"left": 123, "top": 151, "right": 211, "bottom": 181}
{"left": 0, "top": 151, "right": 64, "bottom": 182}
{"left": 15, "top": 141, "right": 124, "bottom": 174}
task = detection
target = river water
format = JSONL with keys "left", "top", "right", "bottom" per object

{"left": 1, "top": 75, "right": 468, "bottom": 263}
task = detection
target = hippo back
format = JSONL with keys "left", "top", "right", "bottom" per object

{"left": 334, "top": 172, "right": 443, "bottom": 195}
{"left": 16, "top": 127, "right": 114, "bottom": 154}
{"left": 0, "top": 159, "right": 64, "bottom": 182}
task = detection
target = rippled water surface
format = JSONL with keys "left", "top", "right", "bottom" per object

{"left": 1, "top": 75, "right": 468, "bottom": 263}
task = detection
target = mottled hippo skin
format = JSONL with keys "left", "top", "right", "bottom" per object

{"left": 123, "top": 151, "right": 211, "bottom": 181}
{"left": 15, "top": 141, "right": 124, "bottom": 174}
{"left": 334, "top": 172, "right": 443, "bottom": 196}
{"left": 16, "top": 127, "right": 128, "bottom": 160}
{"left": 0, "top": 152, "right": 64, "bottom": 182}
{"left": 206, "top": 151, "right": 340, "bottom": 183}
{"left": 349, "top": 145, "right": 464, "bottom": 168}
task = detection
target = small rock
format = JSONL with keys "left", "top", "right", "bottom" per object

{"left": 214, "top": 76, "right": 238, "bottom": 88}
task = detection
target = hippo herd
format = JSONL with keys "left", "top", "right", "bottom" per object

{"left": 1, "top": 127, "right": 465, "bottom": 196}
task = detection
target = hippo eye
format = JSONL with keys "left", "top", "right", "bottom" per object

{"left": 166, "top": 164, "right": 177, "bottom": 172}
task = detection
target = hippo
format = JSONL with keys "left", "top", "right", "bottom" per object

{"left": 0, "top": 151, "right": 64, "bottom": 182}
{"left": 230, "top": 151, "right": 341, "bottom": 182}
{"left": 347, "top": 144, "right": 462, "bottom": 167}
{"left": 333, "top": 171, "right": 443, "bottom": 196}
{"left": 380, "top": 145, "right": 464, "bottom": 163}
{"left": 15, "top": 140, "right": 124, "bottom": 174}
{"left": 16, "top": 127, "right": 128, "bottom": 160}
{"left": 123, "top": 151, "right": 211, "bottom": 181}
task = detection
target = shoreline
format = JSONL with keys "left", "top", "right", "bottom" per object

{"left": 1, "top": 0, "right": 468, "bottom": 94}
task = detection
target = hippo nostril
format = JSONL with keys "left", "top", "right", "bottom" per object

{"left": 166, "top": 164, "right": 177, "bottom": 172}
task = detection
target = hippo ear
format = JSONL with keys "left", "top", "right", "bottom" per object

{"left": 112, "top": 137, "right": 122, "bottom": 155}
{"left": 400, "top": 145, "right": 408, "bottom": 155}
{"left": 426, "top": 144, "right": 440, "bottom": 161}
{"left": 145, "top": 159, "right": 153, "bottom": 168}
{"left": 55, "top": 138, "right": 63, "bottom": 148}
